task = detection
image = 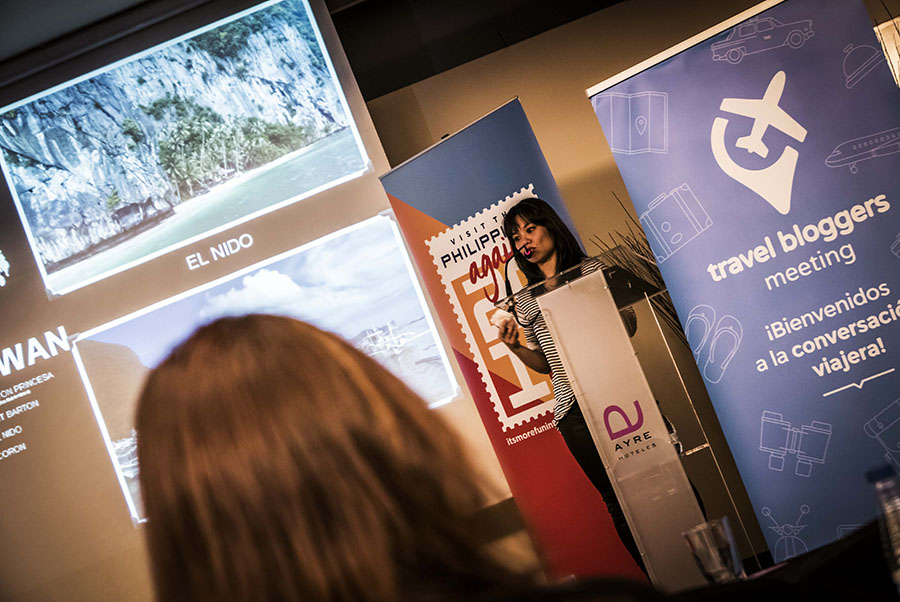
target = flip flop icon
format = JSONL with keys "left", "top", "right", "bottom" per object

{"left": 703, "top": 315, "right": 742, "bottom": 384}
{"left": 685, "top": 305, "right": 716, "bottom": 359}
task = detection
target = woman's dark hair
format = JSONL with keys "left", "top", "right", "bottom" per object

{"left": 502, "top": 197, "right": 586, "bottom": 286}
{"left": 136, "top": 314, "right": 532, "bottom": 602}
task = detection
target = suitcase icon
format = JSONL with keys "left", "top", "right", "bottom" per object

{"left": 640, "top": 183, "right": 712, "bottom": 263}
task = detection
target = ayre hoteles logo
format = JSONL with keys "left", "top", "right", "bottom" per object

{"left": 604, "top": 400, "right": 658, "bottom": 460}
{"left": 0, "top": 249, "right": 10, "bottom": 287}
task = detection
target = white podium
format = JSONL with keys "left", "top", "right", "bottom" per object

{"left": 525, "top": 262, "right": 706, "bottom": 590}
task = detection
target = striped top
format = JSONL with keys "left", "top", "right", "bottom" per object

{"left": 515, "top": 258, "right": 605, "bottom": 427}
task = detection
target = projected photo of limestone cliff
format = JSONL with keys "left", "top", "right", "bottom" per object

{"left": 0, "top": 0, "right": 367, "bottom": 295}
{"left": 73, "top": 216, "right": 458, "bottom": 521}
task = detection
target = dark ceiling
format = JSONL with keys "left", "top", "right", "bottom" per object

{"left": 329, "top": 0, "right": 624, "bottom": 99}
{"left": 2, "top": 0, "right": 897, "bottom": 102}
{"left": 0, "top": 0, "right": 623, "bottom": 102}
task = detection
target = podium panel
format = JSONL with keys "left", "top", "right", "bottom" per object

{"left": 537, "top": 268, "right": 705, "bottom": 591}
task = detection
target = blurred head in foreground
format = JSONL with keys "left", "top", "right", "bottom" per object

{"left": 136, "top": 314, "right": 528, "bottom": 602}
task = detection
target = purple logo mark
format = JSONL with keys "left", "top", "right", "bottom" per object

{"left": 604, "top": 400, "right": 644, "bottom": 440}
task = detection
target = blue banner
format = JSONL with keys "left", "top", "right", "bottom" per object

{"left": 589, "top": 0, "right": 900, "bottom": 560}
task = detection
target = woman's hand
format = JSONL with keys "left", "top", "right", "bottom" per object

{"left": 498, "top": 318, "right": 521, "bottom": 349}
{"left": 495, "top": 317, "right": 550, "bottom": 374}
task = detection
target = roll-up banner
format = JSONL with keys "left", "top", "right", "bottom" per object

{"left": 380, "top": 99, "right": 643, "bottom": 579}
{"left": 588, "top": 0, "right": 900, "bottom": 561}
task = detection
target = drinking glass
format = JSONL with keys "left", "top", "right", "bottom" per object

{"left": 682, "top": 516, "right": 746, "bottom": 584}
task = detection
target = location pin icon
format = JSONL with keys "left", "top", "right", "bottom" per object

{"left": 635, "top": 115, "right": 647, "bottom": 135}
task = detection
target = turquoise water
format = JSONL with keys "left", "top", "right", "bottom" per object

{"left": 48, "top": 129, "right": 365, "bottom": 293}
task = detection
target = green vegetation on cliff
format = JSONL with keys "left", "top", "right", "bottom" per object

{"left": 106, "top": 189, "right": 121, "bottom": 212}
{"left": 121, "top": 118, "right": 144, "bottom": 144}
{"left": 144, "top": 93, "right": 321, "bottom": 200}
{"left": 187, "top": 2, "right": 324, "bottom": 70}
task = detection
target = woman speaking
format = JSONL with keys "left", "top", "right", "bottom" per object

{"left": 497, "top": 197, "right": 644, "bottom": 572}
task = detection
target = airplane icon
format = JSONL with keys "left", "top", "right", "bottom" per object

{"left": 719, "top": 71, "right": 807, "bottom": 158}
{"left": 710, "top": 71, "right": 805, "bottom": 215}
{"left": 825, "top": 127, "right": 900, "bottom": 174}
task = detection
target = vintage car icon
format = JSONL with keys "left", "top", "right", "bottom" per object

{"left": 712, "top": 16, "right": 814, "bottom": 65}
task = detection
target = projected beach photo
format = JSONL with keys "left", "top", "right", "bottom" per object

{"left": 0, "top": 0, "right": 367, "bottom": 295}
{"left": 72, "top": 216, "right": 457, "bottom": 521}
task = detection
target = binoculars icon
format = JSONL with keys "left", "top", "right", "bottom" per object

{"left": 759, "top": 411, "right": 832, "bottom": 477}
